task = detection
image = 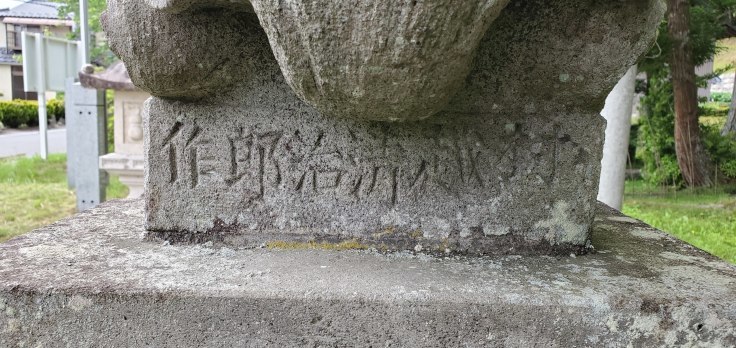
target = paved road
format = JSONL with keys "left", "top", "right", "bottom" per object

{"left": 0, "top": 128, "right": 67, "bottom": 158}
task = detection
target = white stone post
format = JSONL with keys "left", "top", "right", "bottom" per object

{"left": 598, "top": 66, "right": 637, "bottom": 210}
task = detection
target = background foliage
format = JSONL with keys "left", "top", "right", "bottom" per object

{"left": 0, "top": 99, "right": 65, "bottom": 128}
{"left": 637, "top": 0, "right": 736, "bottom": 186}
{"left": 53, "top": 0, "right": 115, "bottom": 66}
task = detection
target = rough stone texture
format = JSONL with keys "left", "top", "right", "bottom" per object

{"left": 449, "top": 0, "right": 665, "bottom": 116}
{"left": 104, "top": 0, "right": 666, "bottom": 253}
{"left": 78, "top": 62, "right": 136, "bottom": 91}
{"left": 101, "top": 1, "right": 261, "bottom": 100}
{"left": 144, "top": 0, "right": 255, "bottom": 13}
{"left": 143, "top": 23, "right": 605, "bottom": 254}
{"left": 1, "top": 199, "right": 735, "bottom": 347}
{"left": 251, "top": 0, "right": 510, "bottom": 121}
{"left": 104, "top": 0, "right": 664, "bottom": 120}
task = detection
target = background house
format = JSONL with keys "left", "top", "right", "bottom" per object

{"left": 0, "top": 0, "right": 72, "bottom": 101}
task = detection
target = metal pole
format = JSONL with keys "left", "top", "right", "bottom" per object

{"left": 35, "top": 33, "right": 48, "bottom": 160}
{"left": 80, "top": 0, "right": 90, "bottom": 64}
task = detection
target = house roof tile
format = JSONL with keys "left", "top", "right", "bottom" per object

{"left": 0, "top": 1, "right": 68, "bottom": 20}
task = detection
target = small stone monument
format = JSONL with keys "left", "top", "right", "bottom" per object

{"left": 101, "top": 0, "right": 665, "bottom": 255}
{"left": 80, "top": 62, "right": 150, "bottom": 198}
{"left": 4, "top": 1, "right": 736, "bottom": 345}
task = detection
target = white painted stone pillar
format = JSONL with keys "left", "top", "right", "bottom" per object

{"left": 598, "top": 66, "right": 637, "bottom": 210}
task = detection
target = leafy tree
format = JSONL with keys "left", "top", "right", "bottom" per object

{"left": 637, "top": 69, "right": 682, "bottom": 186}
{"left": 639, "top": 0, "right": 736, "bottom": 187}
{"left": 668, "top": 0, "right": 714, "bottom": 187}
{"left": 52, "top": 0, "right": 115, "bottom": 66}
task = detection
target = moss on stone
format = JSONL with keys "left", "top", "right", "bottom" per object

{"left": 266, "top": 240, "right": 369, "bottom": 251}
{"left": 409, "top": 229, "right": 423, "bottom": 239}
{"left": 371, "top": 226, "right": 396, "bottom": 239}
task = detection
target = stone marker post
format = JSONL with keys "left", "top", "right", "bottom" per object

{"left": 68, "top": 82, "right": 108, "bottom": 211}
{"left": 101, "top": 0, "right": 666, "bottom": 255}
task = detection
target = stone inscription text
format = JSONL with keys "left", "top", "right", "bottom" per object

{"left": 157, "top": 121, "right": 562, "bottom": 205}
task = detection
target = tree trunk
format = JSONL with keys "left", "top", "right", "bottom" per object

{"left": 668, "top": 0, "right": 714, "bottom": 187}
{"left": 724, "top": 79, "right": 736, "bottom": 136}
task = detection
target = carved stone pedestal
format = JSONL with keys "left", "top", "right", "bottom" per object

{"left": 99, "top": 153, "right": 145, "bottom": 198}
{"left": 144, "top": 64, "right": 605, "bottom": 255}
{"left": 103, "top": 0, "right": 665, "bottom": 254}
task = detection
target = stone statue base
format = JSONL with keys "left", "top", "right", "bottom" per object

{"left": 100, "top": 153, "right": 144, "bottom": 198}
{"left": 2, "top": 199, "right": 735, "bottom": 346}
{"left": 143, "top": 47, "right": 604, "bottom": 254}
{"left": 101, "top": 0, "right": 665, "bottom": 255}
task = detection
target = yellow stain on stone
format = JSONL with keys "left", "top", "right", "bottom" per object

{"left": 372, "top": 226, "right": 396, "bottom": 239}
{"left": 266, "top": 240, "right": 369, "bottom": 251}
{"left": 409, "top": 229, "right": 423, "bottom": 239}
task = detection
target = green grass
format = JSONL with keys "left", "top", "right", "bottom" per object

{"left": 0, "top": 154, "right": 129, "bottom": 243}
{"left": 623, "top": 180, "right": 736, "bottom": 264}
{"left": 107, "top": 172, "right": 129, "bottom": 200}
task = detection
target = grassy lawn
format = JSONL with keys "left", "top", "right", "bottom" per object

{"left": 0, "top": 154, "right": 128, "bottom": 243}
{"left": 623, "top": 180, "right": 736, "bottom": 264}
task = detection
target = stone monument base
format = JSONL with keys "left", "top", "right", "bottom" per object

{"left": 1, "top": 200, "right": 735, "bottom": 347}
{"left": 99, "top": 153, "right": 145, "bottom": 198}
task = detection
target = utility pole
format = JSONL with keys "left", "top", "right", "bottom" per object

{"left": 80, "top": 0, "right": 90, "bottom": 64}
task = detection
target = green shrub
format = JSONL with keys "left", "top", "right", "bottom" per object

{"left": 711, "top": 92, "right": 732, "bottom": 103}
{"left": 702, "top": 124, "right": 736, "bottom": 180}
{"left": 628, "top": 124, "right": 643, "bottom": 168}
{"left": 637, "top": 71, "right": 683, "bottom": 186}
{"left": 699, "top": 102, "right": 729, "bottom": 118}
{"left": 0, "top": 99, "right": 65, "bottom": 128}
{"left": 0, "top": 100, "right": 37, "bottom": 128}
{"left": 637, "top": 70, "right": 736, "bottom": 185}
{"left": 723, "top": 159, "right": 736, "bottom": 179}
{"left": 106, "top": 90, "right": 115, "bottom": 152}
{"left": 46, "top": 99, "right": 65, "bottom": 122}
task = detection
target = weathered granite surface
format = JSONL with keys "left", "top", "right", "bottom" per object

{"left": 1, "top": 199, "right": 735, "bottom": 347}
{"left": 104, "top": 0, "right": 664, "bottom": 120}
{"left": 101, "top": 1, "right": 263, "bottom": 100}
{"left": 251, "top": 0, "right": 511, "bottom": 121}
{"left": 78, "top": 62, "right": 136, "bottom": 91}
{"left": 144, "top": 82, "right": 606, "bottom": 254}
{"left": 103, "top": 0, "right": 665, "bottom": 253}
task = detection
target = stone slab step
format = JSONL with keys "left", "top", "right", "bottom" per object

{"left": 0, "top": 200, "right": 734, "bottom": 347}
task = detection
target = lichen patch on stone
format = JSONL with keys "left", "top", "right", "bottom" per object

{"left": 607, "top": 216, "right": 640, "bottom": 224}
{"left": 629, "top": 228, "right": 664, "bottom": 240}
{"left": 534, "top": 201, "right": 588, "bottom": 245}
